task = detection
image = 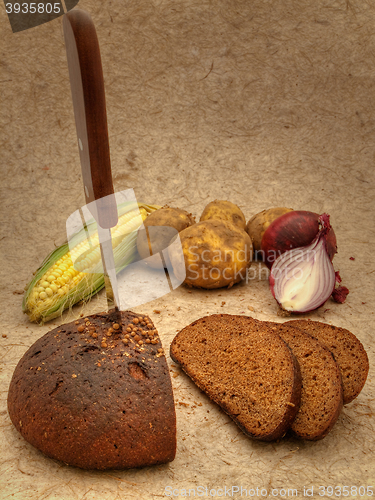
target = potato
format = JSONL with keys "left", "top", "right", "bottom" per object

{"left": 200, "top": 200, "right": 246, "bottom": 231}
{"left": 246, "top": 207, "right": 293, "bottom": 254}
{"left": 137, "top": 207, "right": 195, "bottom": 268}
{"left": 168, "top": 219, "right": 252, "bottom": 289}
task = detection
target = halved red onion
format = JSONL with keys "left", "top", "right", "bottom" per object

{"left": 269, "top": 214, "right": 336, "bottom": 313}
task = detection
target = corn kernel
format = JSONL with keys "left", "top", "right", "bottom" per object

{"left": 39, "top": 292, "right": 47, "bottom": 300}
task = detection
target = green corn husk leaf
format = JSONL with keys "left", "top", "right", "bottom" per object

{"left": 23, "top": 202, "right": 160, "bottom": 324}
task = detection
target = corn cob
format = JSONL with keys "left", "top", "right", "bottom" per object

{"left": 23, "top": 202, "right": 160, "bottom": 324}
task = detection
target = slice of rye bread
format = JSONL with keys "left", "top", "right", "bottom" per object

{"left": 7, "top": 310, "right": 176, "bottom": 470}
{"left": 170, "top": 314, "right": 302, "bottom": 441}
{"left": 285, "top": 319, "right": 369, "bottom": 404}
{"left": 265, "top": 322, "right": 343, "bottom": 440}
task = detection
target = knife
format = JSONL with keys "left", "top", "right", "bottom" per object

{"left": 63, "top": 9, "right": 121, "bottom": 317}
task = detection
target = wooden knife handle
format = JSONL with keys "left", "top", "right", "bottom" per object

{"left": 63, "top": 9, "right": 118, "bottom": 229}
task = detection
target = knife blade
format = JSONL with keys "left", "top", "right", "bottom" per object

{"left": 63, "top": 9, "right": 120, "bottom": 316}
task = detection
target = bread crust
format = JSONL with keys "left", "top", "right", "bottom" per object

{"left": 7, "top": 310, "right": 176, "bottom": 470}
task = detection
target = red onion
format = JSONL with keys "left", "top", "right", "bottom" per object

{"left": 261, "top": 210, "right": 337, "bottom": 268}
{"left": 269, "top": 214, "right": 336, "bottom": 313}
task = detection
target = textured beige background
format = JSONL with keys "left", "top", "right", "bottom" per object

{"left": 0, "top": 0, "right": 374, "bottom": 498}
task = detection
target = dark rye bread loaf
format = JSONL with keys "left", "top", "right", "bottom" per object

{"left": 266, "top": 322, "right": 343, "bottom": 440}
{"left": 170, "top": 314, "right": 302, "bottom": 441}
{"left": 7, "top": 310, "right": 176, "bottom": 470}
{"left": 285, "top": 319, "right": 369, "bottom": 404}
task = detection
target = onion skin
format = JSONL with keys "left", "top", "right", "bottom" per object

{"left": 261, "top": 210, "right": 337, "bottom": 269}
{"left": 332, "top": 286, "right": 349, "bottom": 303}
